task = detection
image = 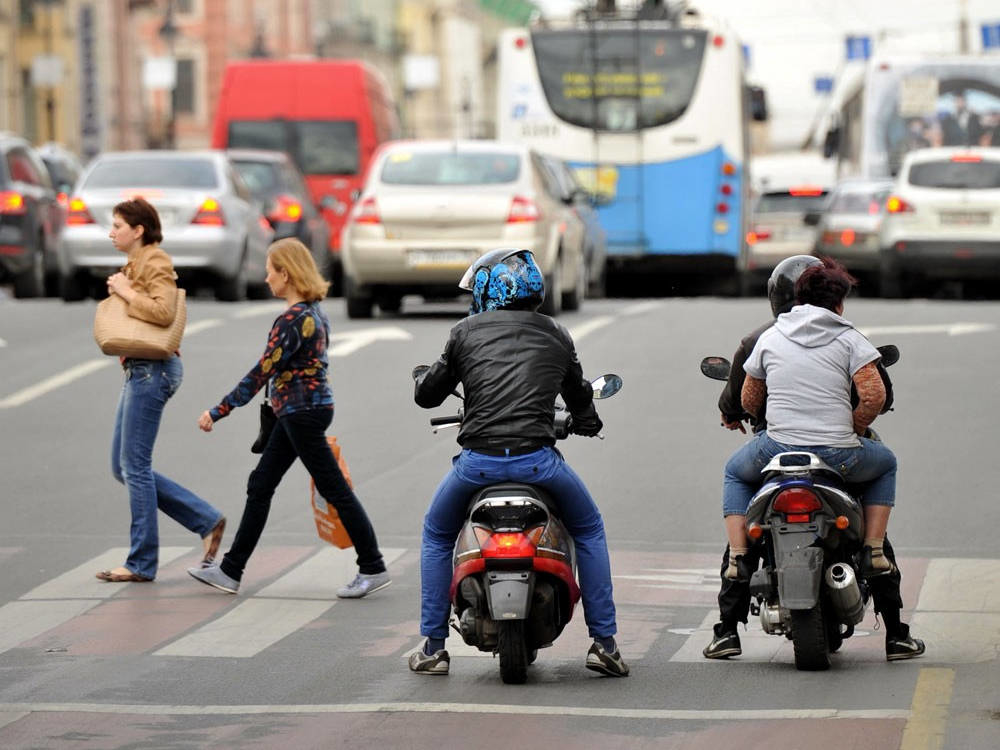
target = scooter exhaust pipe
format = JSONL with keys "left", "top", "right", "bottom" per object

{"left": 824, "top": 563, "right": 865, "bottom": 625}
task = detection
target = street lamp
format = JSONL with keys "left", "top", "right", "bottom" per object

{"left": 158, "top": 0, "right": 180, "bottom": 148}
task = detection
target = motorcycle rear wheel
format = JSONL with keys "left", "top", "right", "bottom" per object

{"left": 498, "top": 621, "right": 529, "bottom": 684}
{"left": 790, "top": 606, "right": 831, "bottom": 671}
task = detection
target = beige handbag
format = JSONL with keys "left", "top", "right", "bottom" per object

{"left": 93, "top": 289, "right": 186, "bottom": 359}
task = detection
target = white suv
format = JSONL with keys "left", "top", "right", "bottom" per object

{"left": 879, "top": 147, "right": 1000, "bottom": 297}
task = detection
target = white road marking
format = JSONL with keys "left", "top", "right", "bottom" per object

{"left": 156, "top": 548, "right": 406, "bottom": 658}
{"left": 911, "top": 558, "right": 1000, "bottom": 663}
{"left": 231, "top": 303, "right": 286, "bottom": 319}
{"left": 0, "top": 359, "right": 112, "bottom": 409}
{"left": 328, "top": 326, "right": 412, "bottom": 357}
{"left": 0, "top": 702, "right": 911, "bottom": 720}
{"left": 858, "top": 322, "right": 996, "bottom": 337}
{"left": 567, "top": 315, "right": 614, "bottom": 342}
{"left": 184, "top": 319, "right": 224, "bottom": 336}
{"left": 621, "top": 301, "right": 663, "bottom": 316}
{"left": 0, "top": 547, "right": 191, "bottom": 655}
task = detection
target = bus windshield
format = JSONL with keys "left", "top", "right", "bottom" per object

{"left": 865, "top": 62, "right": 1000, "bottom": 175}
{"left": 530, "top": 28, "right": 707, "bottom": 131}
{"left": 227, "top": 120, "right": 360, "bottom": 176}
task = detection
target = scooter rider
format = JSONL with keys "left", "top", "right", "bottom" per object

{"left": 409, "top": 248, "right": 628, "bottom": 677}
{"left": 704, "top": 255, "right": 925, "bottom": 662}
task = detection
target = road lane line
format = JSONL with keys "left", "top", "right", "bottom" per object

{"left": 231, "top": 303, "right": 286, "bottom": 319}
{"left": 0, "top": 702, "right": 911, "bottom": 720}
{"left": 621, "top": 301, "right": 662, "bottom": 316}
{"left": 0, "top": 359, "right": 111, "bottom": 409}
{"left": 568, "top": 315, "right": 614, "bottom": 341}
{"left": 859, "top": 323, "right": 996, "bottom": 337}
{"left": 184, "top": 319, "right": 223, "bottom": 336}
{"left": 156, "top": 547, "right": 406, "bottom": 657}
{"left": 899, "top": 668, "right": 955, "bottom": 750}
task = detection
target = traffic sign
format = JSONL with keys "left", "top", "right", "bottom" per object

{"left": 845, "top": 36, "right": 871, "bottom": 61}
{"left": 982, "top": 22, "right": 1000, "bottom": 50}
{"left": 814, "top": 76, "right": 834, "bottom": 94}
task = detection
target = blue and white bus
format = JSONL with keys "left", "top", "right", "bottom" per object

{"left": 497, "top": 7, "right": 750, "bottom": 282}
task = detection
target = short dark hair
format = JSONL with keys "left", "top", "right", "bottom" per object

{"left": 795, "top": 256, "right": 857, "bottom": 312}
{"left": 113, "top": 197, "right": 163, "bottom": 245}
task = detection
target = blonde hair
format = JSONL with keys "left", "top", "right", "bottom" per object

{"left": 268, "top": 238, "right": 329, "bottom": 301}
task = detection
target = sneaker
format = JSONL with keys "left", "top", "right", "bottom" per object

{"left": 887, "top": 632, "right": 926, "bottom": 661}
{"left": 337, "top": 571, "right": 391, "bottom": 599}
{"left": 703, "top": 623, "right": 742, "bottom": 659}
{"left": 187, "top": 563, "right": 239, "bottom": 594}
{"left": 585, "top": 640, "right": 629, "bottom": 677}
{"left": 408, "top": 641, "right": 450, "bottom": 675}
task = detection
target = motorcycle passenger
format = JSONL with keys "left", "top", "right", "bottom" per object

{"left": 704, "top": 256, "right": 924, "bottom": 662}
{"left": 409, "top": 248, "right": 628, "bottom": 678}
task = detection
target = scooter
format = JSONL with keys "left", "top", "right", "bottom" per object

{"left": 700, "top": 346, "right": 898, "bottom": 671}
{"left": 415, "top": 369, "right": 623, "bottom": 683}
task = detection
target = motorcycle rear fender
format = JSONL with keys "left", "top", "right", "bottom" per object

{"left": 772, "top": 530, "right": 823, "bottom": 609}
{"left": 485, "top": 571, "right": 534, "bottom": 621}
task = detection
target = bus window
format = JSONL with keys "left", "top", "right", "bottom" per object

{"left": 530, "top": 29, "right": 707, "bottom": 131}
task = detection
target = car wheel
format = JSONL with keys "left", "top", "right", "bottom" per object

{"left": 59, "top": 272, "right": 88, "bottom": 302}
{"left": 562, "top": 255, "right": 585, "bottom": 312}
{"left": 216, "top": 249, "right": 249, "bottom": 302}
{"left": 344, "top": 275, "right": 374, "bottom": 319}
{"left": 539, "top": 259, "right": 562, "bottom": 317}
{"left": 377, "top": 292, "right": 402, "bottom": 314}
{"left": 13, "top": 245, "right": 45, "bottom": 298}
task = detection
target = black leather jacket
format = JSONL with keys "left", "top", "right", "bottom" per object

{"left": 415, "top": 310, "right": 600, "bottom": 449}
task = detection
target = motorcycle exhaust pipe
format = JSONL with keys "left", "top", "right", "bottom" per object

{"left": 824, "top": 563, "right": 865, "bottom": 625}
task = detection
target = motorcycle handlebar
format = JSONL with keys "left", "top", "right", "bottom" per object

{"left": 430, "top": 416, "right": 462, "bottom": 427}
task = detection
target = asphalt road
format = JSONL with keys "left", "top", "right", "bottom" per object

{"left": 0, "top": 293, "right": 998, "bottom": 749}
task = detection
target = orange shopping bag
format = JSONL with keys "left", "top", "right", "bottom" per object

{"left": 309, "top": 436, "right": 354, "bottom": 549}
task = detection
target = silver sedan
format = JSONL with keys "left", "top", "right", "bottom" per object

{"left": 58, "top": 150, "right": 273, "bottom": 301}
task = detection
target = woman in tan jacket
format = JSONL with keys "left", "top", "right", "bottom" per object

{"left": 96, "top": 197, "right": 225, "bottom": 583}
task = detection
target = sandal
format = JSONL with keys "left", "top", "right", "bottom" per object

{"left": 96, "top": 568, "right": 153, "bottom": 583}
{"left": 201, "top": 517, "right": 226, "bottom": 566}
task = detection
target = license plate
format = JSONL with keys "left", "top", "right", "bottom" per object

{"left": 940, "top": 211, "right": 990, "bottom": 226}
{"left": 406, "top": 250, "right": 475, "bottom": 268}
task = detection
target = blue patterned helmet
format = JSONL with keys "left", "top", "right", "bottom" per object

{"left": 459, "top": 248, "right": 545, "bottom": 314}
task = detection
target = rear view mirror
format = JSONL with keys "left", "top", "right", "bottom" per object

{"left": 877, "top": 345, "right": 899, "bottom": 368}
{"left": 412, "top": 365, "right": 429, "bottom": 381}
{"left": 700, "top": 356, "right": 732, "bottom": 381}
{"left": 591, "top": 374, "right": 623, "bottom": 399}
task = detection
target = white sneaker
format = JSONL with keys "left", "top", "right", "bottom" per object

{"left": 337, "top": 571, "right": 391, "bottom": 599}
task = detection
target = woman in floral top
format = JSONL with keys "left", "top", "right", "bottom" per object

{"left": 191, "top": 239, "right": 390, "bottom": 598}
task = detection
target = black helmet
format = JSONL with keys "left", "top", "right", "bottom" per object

{"left": 767, "top": 255, "right": 823, "bottom": 317}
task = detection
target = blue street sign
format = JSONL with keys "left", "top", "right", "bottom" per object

{"left": 814, "top": 76, "right": 834, "bottom": 94}
{"left": 982, "top": 22, "right": 1000, "bottom": 50}
{"left": 846, "top": 35, "right": 871, "bottom": 61}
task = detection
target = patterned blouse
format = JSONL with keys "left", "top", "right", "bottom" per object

{"left": 210, "top": 302, "right": 333, "bottom": 421}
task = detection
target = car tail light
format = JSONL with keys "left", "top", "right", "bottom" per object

{"left": 789, "top": 186, "right": 824, "bottom": 197}
{"left": 886, "top": 195, "right": 913, "bottom": 213}
{"left": 66, "top": 197, "right": 94, "bottom": 224}
{"left": 772, "top": 487, "right": 821, "bottom": 523}
{"left": 507, "top": 195, "right": 540, "bottom": 223}
{"left": 352, "top": 196, "right": 381, "bottom": 224}
{"left": 267, "top": 194, "right": 303, "bottom": 224}
{"left": 192, "top": 198, "right": 225, "bottom": 226}
{"left": 480, "top": 531, "right": 536, "bottom": 558}
{"left": 0, "top": 190, "right": 26, "bottom": 215}
{"left": 840, "top": 229, "right": 856, "bottom": 246}
{"left": 746, "top": 228, "right": 771, "bottom": 245}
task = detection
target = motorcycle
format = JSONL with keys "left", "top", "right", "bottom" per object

{"left": 414, "top": 367, "right": 623, "bottom": 684}
{"left": 700, "top": 345, "right": 898, "bottom": 671}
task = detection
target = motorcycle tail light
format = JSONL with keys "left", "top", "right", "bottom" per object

{"left": 481, "top": 531, "right": 536, "bottom": 558}
{"left": 773, "top": 487, "right": 821, "bottom": 523}
{"left": 454, "top": 524, "right": 485, "bottom": 563}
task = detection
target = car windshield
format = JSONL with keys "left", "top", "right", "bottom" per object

{"left": 755, "top": 191, "right": 828, "bottom": 213}
{"left": 232, "top": 160, "right": 282, "bottom": 197}
{"left": 84, "top": 158, "right": 219, "bottom": 188}
{"left": 829, "top": 188, "right": 890, "bottom": 214}
{"left": 908, "top": 159, "right": 1000, "bottom": 189}
{"left": 380, "top": 151, "right": 522, "bottom": 185}
{"left": 227, "top": 120, "right": 359, "bottom": 176}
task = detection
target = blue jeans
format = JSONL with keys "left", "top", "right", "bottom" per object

{"left": 420, "top": 447, "right": 617, "bottom": 641}
{"left": 111, "top": 356, "right": 223, "bottom": 580}
{"left": 722, "top": 431, "right": 897, "bottom": 516}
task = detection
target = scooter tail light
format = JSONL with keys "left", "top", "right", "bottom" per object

{"left": 481, "top": 531, "right": 536, "bottom": 558}
{"left": 772, "top": 487, "right": 821, "bottom": 518}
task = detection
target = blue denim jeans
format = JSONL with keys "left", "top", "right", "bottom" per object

{"left": 420, "top": 447, "right": 617, "bottom": 641}
{"left": 111, "top": 356, "right": 223, "bottom": 580}
{"left": 722, "top": 431, "right": 897, "bottom": 516}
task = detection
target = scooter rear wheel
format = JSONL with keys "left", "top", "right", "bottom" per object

{"left": 790, "top": 606, "right": 831, "bottom": 671}
{"left": 498, "top": 621, "right": 529, "bottom": 684}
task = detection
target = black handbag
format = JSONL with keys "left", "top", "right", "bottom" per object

{"left": 251, "top": 386, "right": 276, "bottom": 454}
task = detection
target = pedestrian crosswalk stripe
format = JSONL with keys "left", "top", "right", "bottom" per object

{"left": 155, "top": 547, "right": 406, "bottom": 658}
{"left": 20, "top": 547, "right": 190, "bottom": 600}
